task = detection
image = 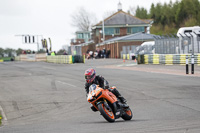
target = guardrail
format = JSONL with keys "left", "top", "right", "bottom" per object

{"left": 135, "top": 54, "right": 200, "bottom": 65}
{"left": 47, "top": 55, "right": 73, "bottom": 64}
{"left": 14, "top": 54, "right": 85, "bottom": 64}
{"left": 47, "top": 55, "right": 85, "bottom": 64}
{"left": 122, "top": 54, "right": 200, "bottom": 65}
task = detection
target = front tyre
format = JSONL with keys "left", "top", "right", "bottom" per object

{"left": 121, "top": 108, "right": 132, "bottom": 120}
{"left": 98, "top": 103, "right": 115, "bottom": 122}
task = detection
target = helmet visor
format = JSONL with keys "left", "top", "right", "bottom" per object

{"left": 85, "top": 75, "right": 91, "bottom": 79}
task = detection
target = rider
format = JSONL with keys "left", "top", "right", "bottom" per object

{"left": 84, "top": 68, "right": 128, "bottom": 106}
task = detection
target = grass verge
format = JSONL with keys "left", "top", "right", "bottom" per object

{"left": 0, "top": 114, "right": 2, "bottom": 125}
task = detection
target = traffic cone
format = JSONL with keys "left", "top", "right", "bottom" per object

{"left": 134, "top": 59, "right": 136, "bottom": 62}
{"left": 123, "top": 59, "right": 125, "bottom": 63}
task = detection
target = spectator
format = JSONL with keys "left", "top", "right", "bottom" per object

{"left": 98, "top": 49, "right": 102, "bottom": 58}
{"left": 46, "top": 49, "right": 49, "bottom": 55}
{"left": 51, "top": 51, "right": 55, "bottom": 56}
{"left": 63, "top": 51, "right": 68, "bottom": 55}
{"left": 94, "top": 51, "right": 98, "bottom": 59}
{"left": 106, "top": 49, "right": 110, "bottom": 58}
{"left": 89, "top": 51, "right": 93, "bottom": 59}
{"left": 102, "top": 48, "right": 106, "bottom": 58}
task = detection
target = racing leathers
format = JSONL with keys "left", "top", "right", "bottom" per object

{"left": 85, "top": 75, "right": 127, "bottom": 104}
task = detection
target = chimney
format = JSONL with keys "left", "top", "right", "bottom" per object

{"left": 118, "top": 1, "right": 122, "bottom": 11}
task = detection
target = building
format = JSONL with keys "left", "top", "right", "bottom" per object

{"left": 91, "top": 2, "right": 153, "bottom": 44}
{"left": 71, "top": 2, "right": 155, "bottom": 58}
{"left": 96, "top": 32, "right": 156, "bottom": 58}
{"left": 71, "top": 31, "right": 91, "bottom": 45}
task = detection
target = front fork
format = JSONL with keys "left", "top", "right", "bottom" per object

{"left": 96, "top": 99, "right": 121, "bottom": 118}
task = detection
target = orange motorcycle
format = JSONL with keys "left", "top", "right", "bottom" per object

{"left": 87, "top": 84, "right": 132, "bottom": 122}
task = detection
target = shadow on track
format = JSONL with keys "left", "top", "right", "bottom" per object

{"left": 82, "top": 119, "right": 148, "bottom": 124}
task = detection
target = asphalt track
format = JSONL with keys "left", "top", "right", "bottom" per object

{"left": 0, "top": 59, "right": 200, "bottom": 133}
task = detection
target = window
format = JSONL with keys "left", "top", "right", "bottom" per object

{"left": 127, "top": 27, "right": 145, "bottom": 34}
{"left": 105, "top": 28, "right": 120, "bottom": 35}
{"left": 96, "top": 29, "right": 99, "bottom": 36}
{"left": 132, "top": 27, "right": 145, "bottom": 33}
{"left": 114, "top": 28, "right": 120, "bottom": 35}
{"left": 77, "top": 33, "right": 83, "bottom": 39}
{"left": 127, "top": 28, "right": 131, "bottom": 34}
{"left": 105, "top": 28, "right": 114, "bottom": 35}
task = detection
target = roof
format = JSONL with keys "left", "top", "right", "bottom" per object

{"left": 95, "top": 10, "right": 150, "bottom": 27}
{"left": 142, "top": 19, "right": 154, "bottom": 24}
{"left": 75, "top": 31, "right": 91, "bottom": 34}
{"left": 77, "top": 40, "right": 94, "bottom": 46}
{"left": 97, "top": 32, "right": 157, "bottom": 46}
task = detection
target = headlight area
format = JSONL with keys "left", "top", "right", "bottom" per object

{"left": 89, "top": 92, "right": 102, "bottom": 102}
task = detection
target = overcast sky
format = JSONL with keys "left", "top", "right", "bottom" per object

{"left": 0, "top": 0, "right": 177, "bottom": 51}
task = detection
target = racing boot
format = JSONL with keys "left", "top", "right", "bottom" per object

{"left": 118, "top": 96, "right": 129, "bottom": 108}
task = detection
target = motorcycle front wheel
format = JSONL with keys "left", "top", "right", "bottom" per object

{"left": 98, "top": 103, "right": 115, "bottom": 122}
{"left": 121, "top": 107, "right": 133, "bottom": 120}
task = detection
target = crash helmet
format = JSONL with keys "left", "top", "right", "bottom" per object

{"left": 85, "top": 68, "right": 96, "bottom": 83}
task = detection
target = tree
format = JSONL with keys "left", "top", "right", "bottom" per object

{"left": 71, "top": 7, "right": 97, "bottom": 31}
{"left": 149, "top": 3, "right": 155, "bottom": 20}
{"left": 16, "top": 48, "right": 23, "bottom": 56}
{"left": 0, "top": 48, "right": 4, "bottom": 57}
{"left": 135, "top": 6, "right": 148, "bottom": 19}
{"left": 4, "top": 48, "right": 16, "bottom": 57}
{"left": 37, "top": 49, "right": 46, "bottom": 54}
{"left": 57, "top": 49, "right": 65, "bottom": 55}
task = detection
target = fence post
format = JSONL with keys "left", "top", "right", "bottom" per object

{"left": 186, "top": 55, "right": 189, "bottom": 74}
{"left": 191, "top": 54, "right": 194, "bottom": 74}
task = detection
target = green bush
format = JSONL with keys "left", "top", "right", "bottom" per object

{"left": 0, "top": 115, "right": 2, "bottom": 125}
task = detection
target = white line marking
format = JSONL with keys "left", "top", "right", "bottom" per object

{"left": 56, "top": 81, "right": 77, "bottom": 87}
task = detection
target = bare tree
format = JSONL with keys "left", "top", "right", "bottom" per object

{"left": 128, "top": 6, "right": 137, "bottom": 16}
{"left": 71, "top": 7, "right": 97, "bottom": 31}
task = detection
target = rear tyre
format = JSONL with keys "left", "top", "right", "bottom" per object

{"left": 121, "top": 108, "right": 132, "bottom": 120}
{"left": 98, "top": 103, "right": 115, "bottom": 122}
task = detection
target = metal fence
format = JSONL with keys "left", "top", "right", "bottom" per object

{"left": 154, "top": 35, "right": 179, "bottom": 54}
{"left": 121, "top": 45, "right": 141, "bottom": 57}
{"left": 154, "top": 34, "right": 200, "bottom": 54}
{"left": 120, "top": 34, "right": 200, "bottom": 55}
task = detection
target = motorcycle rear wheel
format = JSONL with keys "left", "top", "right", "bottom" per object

{"left": 98, "top": 103, "right": 115, "bottom": 122}
{"left": 121, "top": 108, "right": 132, "bottom": 120}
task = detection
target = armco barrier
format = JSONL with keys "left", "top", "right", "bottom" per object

{"left": 144, "top": 55, "right": 148, "bottom": 64}
{"left": 47, "top": 55, "right": 73, "bottom": 64}
{"left": 15, "top": 56, "right": 20, "bottom": 61}
{"left": 15, "top": 54, "right": 84, "bottom": 64}
{"left": 137, "top": 54, "right": 200, "bottom": 65}
{"left": 153, "top": 54, "right": 159, "bottom": 64}
{"left": 19, "top": 53, "right": 47, "bottom": 62}
{"left": 36, "top": 54, "right": 47, "bottom": 61}
{"left": 46, "top": 55, "right": 85, "bottom": 64}
{"left": 198, "top": 54, "right": 200, "bottom": 66}
{"left": 165, "top": 55, "right": 173, "bottom": 65}
{"left": 72, "top": 55, "right": 84, "bottom": 63}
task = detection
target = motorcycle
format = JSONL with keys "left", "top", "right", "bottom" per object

{"left": 87, "top": 84, "right": 132, "bottom": 122}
